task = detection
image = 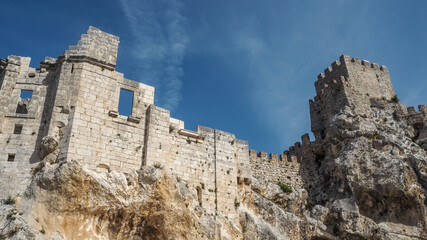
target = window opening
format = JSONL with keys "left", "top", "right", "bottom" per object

{"left": 16, "top": 102, "right": 29, "bottom": 114}
{"left": 7, "top": 154, "right": 15, "bottom": 162}
{"left": 71, "top": 64, "right": 74, "bottom": 73}
{"left": 118, "top": 89, "right": 134, "bottom": 116}
{"left": 14, "top": 124, "right": 23, "bottom": 134}
{"left": 20, "top": 90, "right": 33, "bottom": 99}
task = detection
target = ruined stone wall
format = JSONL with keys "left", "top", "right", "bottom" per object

{"left": 65, "top": 26, "right": 119, "bottom": 69}
{"left": 0, "top": 27, "right": 155, "bottom": 198}
{"left": 0, "top": 56, "right": 59, "bottom": 197}
{"left": 42, "top": 27, "right": 154, "bottom": 172}
{"left": 143, "top": 105, "right": 251, "bottom": 220}
{"left": 64, "top": 61, "right": 154, "bottom": 172}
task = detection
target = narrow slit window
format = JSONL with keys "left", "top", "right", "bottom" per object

{"left": 14, "top": 124, "right": 23, "bottom": 134}
{"left": 20, "top": 90, "right": 33, "bottom": 99}
{"left": 118, "top": 89, "right": 134, "bottom": 116}
{"left": 7, "top": 154, "right": 15, "bottom": 162}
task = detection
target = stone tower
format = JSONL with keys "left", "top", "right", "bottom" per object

{"left": 309, "top": 55, "right": 395, "bottom": 140}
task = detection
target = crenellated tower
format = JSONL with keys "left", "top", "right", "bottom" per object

{"left": 309, "top": 55, "right": 395, "bottom": 140}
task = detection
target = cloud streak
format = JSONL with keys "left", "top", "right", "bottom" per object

{"left": 223, "top": 1, "right": 374, "bottom": 150}
{"left": 120, "top": 0, "right": 187, "bottom": 111}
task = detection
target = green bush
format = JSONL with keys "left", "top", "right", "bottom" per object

{"left": 33, "top": 162, "right": 45, "bottom": 175}
{"left": 277, "top": 181, "right": 293, "bottom": 193}
{"left": 4, "top": 196, "right": 15, "bottom": 205}
{"left": 135, "top": 145, "right": 142, "bottom": 152}
{"left": 234, "top": 198, "right": 240, "bottom": 208}
{"left": 391, "top": 95, "right": 399, "bottom": 103}
{"left": 6, "top": 212, "right": 15, "bottom": 221}
{"left": 305, "top": 201, "right": 316, "bottom": 211}
{"left": 153, "top": 163, "right": 162, "bottom": 169}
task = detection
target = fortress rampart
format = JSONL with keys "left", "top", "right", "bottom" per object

{"left": 0, "top": 27, "right": 251, "bottom": 220}
{"left": 1, "top": 27, "right": 425, "bottom": 220}
{"left": 249, "top": 133, "right": 319, "bottom": 191}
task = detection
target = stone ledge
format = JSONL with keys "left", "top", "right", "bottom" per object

{"left": 5, "top": 114, "right": 35, "bottom": 119}
{"left": 127, "top": 115, "right": 141, "bottom": 123}
{"left": 61, "top": 55, "right": 116, "bottom": 71}
{"left": 108, "top": 110, "right": 118, "bottom": 117}
{"left": 178, "top": 129, "right": 205, "bottom": 140}
{"left": 111, "top": 117, "right": 139, "bottom": 127}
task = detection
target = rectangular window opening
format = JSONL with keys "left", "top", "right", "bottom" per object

{"left": 20, "top": 90, "right": 33, "bottom": 99}
{"left": 118, "top": 89, "right": 134, "bottom": 116}
{"left": 14, "top": 124, "right": 23, "bottom": 134}
{"left": 7, "top": 154, "right": 15, "bottom": 162}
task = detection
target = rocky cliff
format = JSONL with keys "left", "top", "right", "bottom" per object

{"left": 1, "top": 98, "right": 426, "bottom": 239}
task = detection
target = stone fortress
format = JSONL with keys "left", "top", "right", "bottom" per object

{"left": 1, "top": 27, "right": 426, "bottom": 221}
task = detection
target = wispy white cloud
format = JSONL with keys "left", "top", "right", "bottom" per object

{"left": 224, "top": 1, "right": 374, "bottom": 150}
{"left": 120, "top": 0, "right": 187, "bottom": 111}
{"left": 231, "top": 32, "right": 310, "bottom": 148}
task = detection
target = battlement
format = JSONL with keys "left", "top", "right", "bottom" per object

{"left": 64, "top": 26, "right": 120, "bottom": 70}
{"left": 316, "top": 55, "right": 388, "bottom": 82}
{"left": 249, "top": 133, "right": 313, "bottom": 167}
{"left": 249, "top": 150, "right": 280, "bottom": 161}
{"left": 310, "top": 55, "right": 395, "bottom": 138}
{"left": 313, "top": 55, "right": 392, "bottom": 100}
{"left": 407, "top": 105, "right": 427, "bottom": 115}
{"left": 249, "top": 134, "right": 316, "bottom": 190}
{"left": 406, "top": 105, "right": 427, "bottom": 126}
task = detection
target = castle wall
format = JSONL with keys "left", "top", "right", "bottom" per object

{"left": 65, "top": 61, "right": 154, "bottom": 172}
{"left": 0, "top": 56, "right": 58, "bottom": 197}
{"left": 249, "top": 134, "right": 318, "bottom": 192}
{"left": 143, "top": 105, "right": 251, "bottom": 219}
{"left": 250, "top": 150, "right": 303, "bottom": 189}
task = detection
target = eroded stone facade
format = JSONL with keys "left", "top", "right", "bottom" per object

{"left": 0, "top": 27, "right": 252, "bottom": 220}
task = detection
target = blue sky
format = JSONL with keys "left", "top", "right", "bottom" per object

{"left": 1, "top": 1, "right": 426, "bottom": 154}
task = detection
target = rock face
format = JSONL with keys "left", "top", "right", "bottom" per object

{"left": 0, "top": 160, "right": 319, "bottom": 240}
{"left": 307, "top": 100, "right": 427, "bottom": 239}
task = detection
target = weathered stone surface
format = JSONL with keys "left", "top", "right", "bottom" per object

{"left": 39, "top": 136, "right": 58, "bottom": 160}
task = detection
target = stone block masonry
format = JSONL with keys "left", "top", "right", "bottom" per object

{"left": 1, "top": 26, "right": 424, "bottom": 221}
{"left": 0, "top": 27, "right": 251, "bottom": 221}
{"left": 249, "top": 133, "right": 319, "bottom": 192}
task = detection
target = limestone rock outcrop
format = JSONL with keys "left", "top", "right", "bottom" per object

{"left": 306, "top": 99, "right": 427, "bottom": 239}
{"left": 0, "top": 160, "right": 322, "bottom": 239}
